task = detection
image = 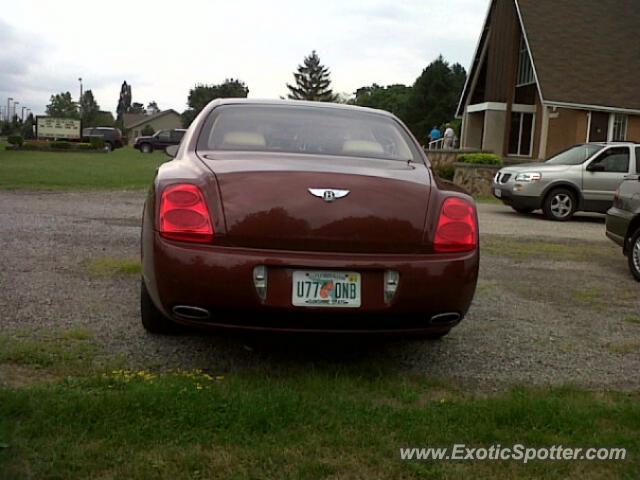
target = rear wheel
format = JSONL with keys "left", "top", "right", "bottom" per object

{"left": 512, "top": 206, "right": 534, "bottom": 214}
{"left": 543, "top": 188, "right": 576, "bottom": 221}
{"left": 141, "top": 143, "right": 152, "bottom": 154}
{"left": 141, "top": 279, "right": 181, "bottom": 334}
{"left": 628, "top": 229, "right": 640, "bottom": 282}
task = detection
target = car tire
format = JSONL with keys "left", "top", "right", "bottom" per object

{"left": 627, "top": 228, "right": 640, "bottom": 282}
{"left": 104, "top": 142, "right": 113, "bottom": 153}
{"left": 141, "top": 144, "right": 152, "bottom": 154}
{"left": 141, "top": 279, "right": 181, "bottom": 334}
{"left": 512, "top": 206, "right": 534, "bottom": 214}
{"left": 543, "top": 188, "right": 576, "bottom": 221}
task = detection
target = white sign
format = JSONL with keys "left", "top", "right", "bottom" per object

{"left": 37, "top": 117, "right": 81, "bottom": 139}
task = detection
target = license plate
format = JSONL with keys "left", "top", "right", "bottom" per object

{"left": 292, "top": 270, "right": 361, "bottom": 308}
{"left": 494, "top": 188, "right": 502, "bottom": 198}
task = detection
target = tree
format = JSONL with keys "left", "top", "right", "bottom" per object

{"left": 116, "top": 81, "right": 132, "bottom": 123}
{"left": 353, "top": 83, "right": 412, "bottom": 120}
{"left": 286, "top": 50, "right": 337, "bottom": 102}
{"left": 80, "top": 90, "right": 100, "bottom": 127}
{"left": 93, "top": 111, "right": 115, "bottom": 127}
{"left": 182, "top": 78, "right": 249, "bottom": 127}
{"left": 147, "top": 101, "right": 160, "bottom": 114}
{"left": 21, "top": 113, "right": 35, "bottom": 139}
{"left": 404, "top": 55, "right": 467, "bottom": 143}
{"left": 129, "top": 102, "right": 145, "bottom": 114}
{"left": 46, "top": 92, "right": 79, "bottom": 118}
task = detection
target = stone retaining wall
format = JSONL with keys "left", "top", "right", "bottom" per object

{"left": 452, "top": 162, "right": 501, "bottom": 197}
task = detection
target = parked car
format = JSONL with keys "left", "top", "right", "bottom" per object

{"left": 140, "top": 99, "right": 479, "bottom": 337}
{"left": 134, "top": 129, "right": 186, "bottom": 153}
{"left": 492, "top": 143, "right": 638, "bottom": 220}
{"left": 606, "top": 169, "right": 640, "bottom": 281}
{"left": 82, "top": 127, "right": 124, "bottom": 152}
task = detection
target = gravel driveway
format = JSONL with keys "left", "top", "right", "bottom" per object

{"left": 1, "top": 190, "right": 638, "bottom": 390}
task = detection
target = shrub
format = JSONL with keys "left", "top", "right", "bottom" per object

{"left": 7, "top": 135, "right": 23, "bottom": 147}
{"left": 75, "top": 143, "right": 95, "bottom": 150}
{"left": 20, "top": 140, "right": 51, "bottom": 151}
{"left": 51, "top": 141, "right": 71, "bottom": 149}
{"left": 89, "top": 137, "right": 105, "bottom": 150}
{"left": 141, "top": 125, "right": 155, "bottom": 136}
{"left": 457, "top": 153, "right": 503, "bottom": 165}
{"left": 434, "top": 163, "right": 456, "bottom": 181}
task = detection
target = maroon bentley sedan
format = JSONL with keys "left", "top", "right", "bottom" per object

{"left": 141, "top": 99, "right": 479, "bottom": 337}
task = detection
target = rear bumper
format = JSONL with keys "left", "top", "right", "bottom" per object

{"left": 606, "top": 207, "right": 632, "bottom": 251}
{"left": 143, "top": 233, "right": 479, "bottom": 334}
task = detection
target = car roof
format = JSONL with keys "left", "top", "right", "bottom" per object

{"left": 586, "top": 141, "right": 639, "bottom": 146}
{"left": 210, "top": 97, "right": 396, "bottom": 118}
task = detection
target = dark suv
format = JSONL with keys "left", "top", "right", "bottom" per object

{"left": 133, "top": 129, "right": 186, "bottom": 153}
{"left": 606, "top": 149, "right": 640, "bottom": 280}
{"left": 82, "top": 127, "right": 124, "bottom": 152}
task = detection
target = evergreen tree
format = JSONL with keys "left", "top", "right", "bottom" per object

{"left": 116, "top": 81, "right": 132, "bottom": 123}
{"left": 286, "top": 51, "right": 337, "bottom": 102}
{"left": 80, "top": 90, "right": 100, "bottom": 126}
{"left": 405, "top": 55, "right": 466, "bottom": 143}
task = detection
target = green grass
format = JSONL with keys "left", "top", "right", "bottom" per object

{"left": 0, "top": 334, "right": 638, "bottom": 478}
{"left": 475, "top": 194, "right": 502, "bottom": 205}
{"left": 624, "top": 315, "right": 640, "bottom": 325}
{"left": 0, "top": 143, "right": 167, "bottom": 190}
{"left": 481, "top": 235, "right": 617, "bottom": 264}
{"left": 0, "top": 372, "right": 638, "bottom": 479}
{"left": 0, "top": 330, "right": 98, "bottom": 375}
{"left": 86, "top": 257, "right": 141, "bottom": 276}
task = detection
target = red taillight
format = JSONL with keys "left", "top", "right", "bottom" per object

{"left": 159, "top": 184, "right": 214, "bottom": 243}
{"left": 434, "top": 197, "right": 478, "bottom": 253}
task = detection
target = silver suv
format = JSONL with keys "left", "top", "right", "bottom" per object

{"left": 492, "top": 143, "right": 639, "bottom": 220}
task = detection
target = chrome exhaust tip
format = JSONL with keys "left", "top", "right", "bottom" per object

{"left": 172, "top": 305, "right": 211, "bottom": 320}
{"left": 429, "top": 312, "right": 461, "bottom": 325}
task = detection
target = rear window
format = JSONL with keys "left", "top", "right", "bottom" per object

{"left": 197, "top": 104, "right": 419, "bottom": 162}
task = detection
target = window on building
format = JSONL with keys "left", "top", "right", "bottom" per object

{"left": 611, "top": 114, "right": 628, "bottom": 141}
{"left": 508, "top": 112, "right": 534, "bottom": 157}
{"left": 516, "top": 37, "right": 535, "bottom": 86}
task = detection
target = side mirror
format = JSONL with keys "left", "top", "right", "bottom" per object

{"left": 165, "top": 145, "right": 179, "bottom": 158}
{"left": 587, "top": 163, "right": 605, "bottom": 172}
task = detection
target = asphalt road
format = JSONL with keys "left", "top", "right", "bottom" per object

{"left": 1, "top": 190, "right": 638, "bottom": 390}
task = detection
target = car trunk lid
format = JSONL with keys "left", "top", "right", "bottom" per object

{"left": 198, "top": 152, "right": 432, "bottom": 253}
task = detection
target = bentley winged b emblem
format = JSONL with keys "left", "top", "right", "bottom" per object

{"left": 308, "top": 188, "right": 350, "bottom": 203}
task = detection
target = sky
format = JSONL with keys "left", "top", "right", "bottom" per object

{"left": 0, "top": 0, "right": 488, "bottom": 117}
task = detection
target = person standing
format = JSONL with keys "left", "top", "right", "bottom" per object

{"left": 428, "top": 126, "right": 442, "bottom": 146}
{"left": 443, "top": 124, "right": 455, "bottom": 149}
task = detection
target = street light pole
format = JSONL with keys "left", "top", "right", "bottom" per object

{"left": 12, "top": 101, "right": 19, "bottom": 122}
{"left": 78, "top": 77, "right": 83, "bottom": 117}
{"left": 6, "top": 97, "right": 12, "bottom": 123}
{"left": 21, "top": 106, "right": 26, "bottom": 122}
